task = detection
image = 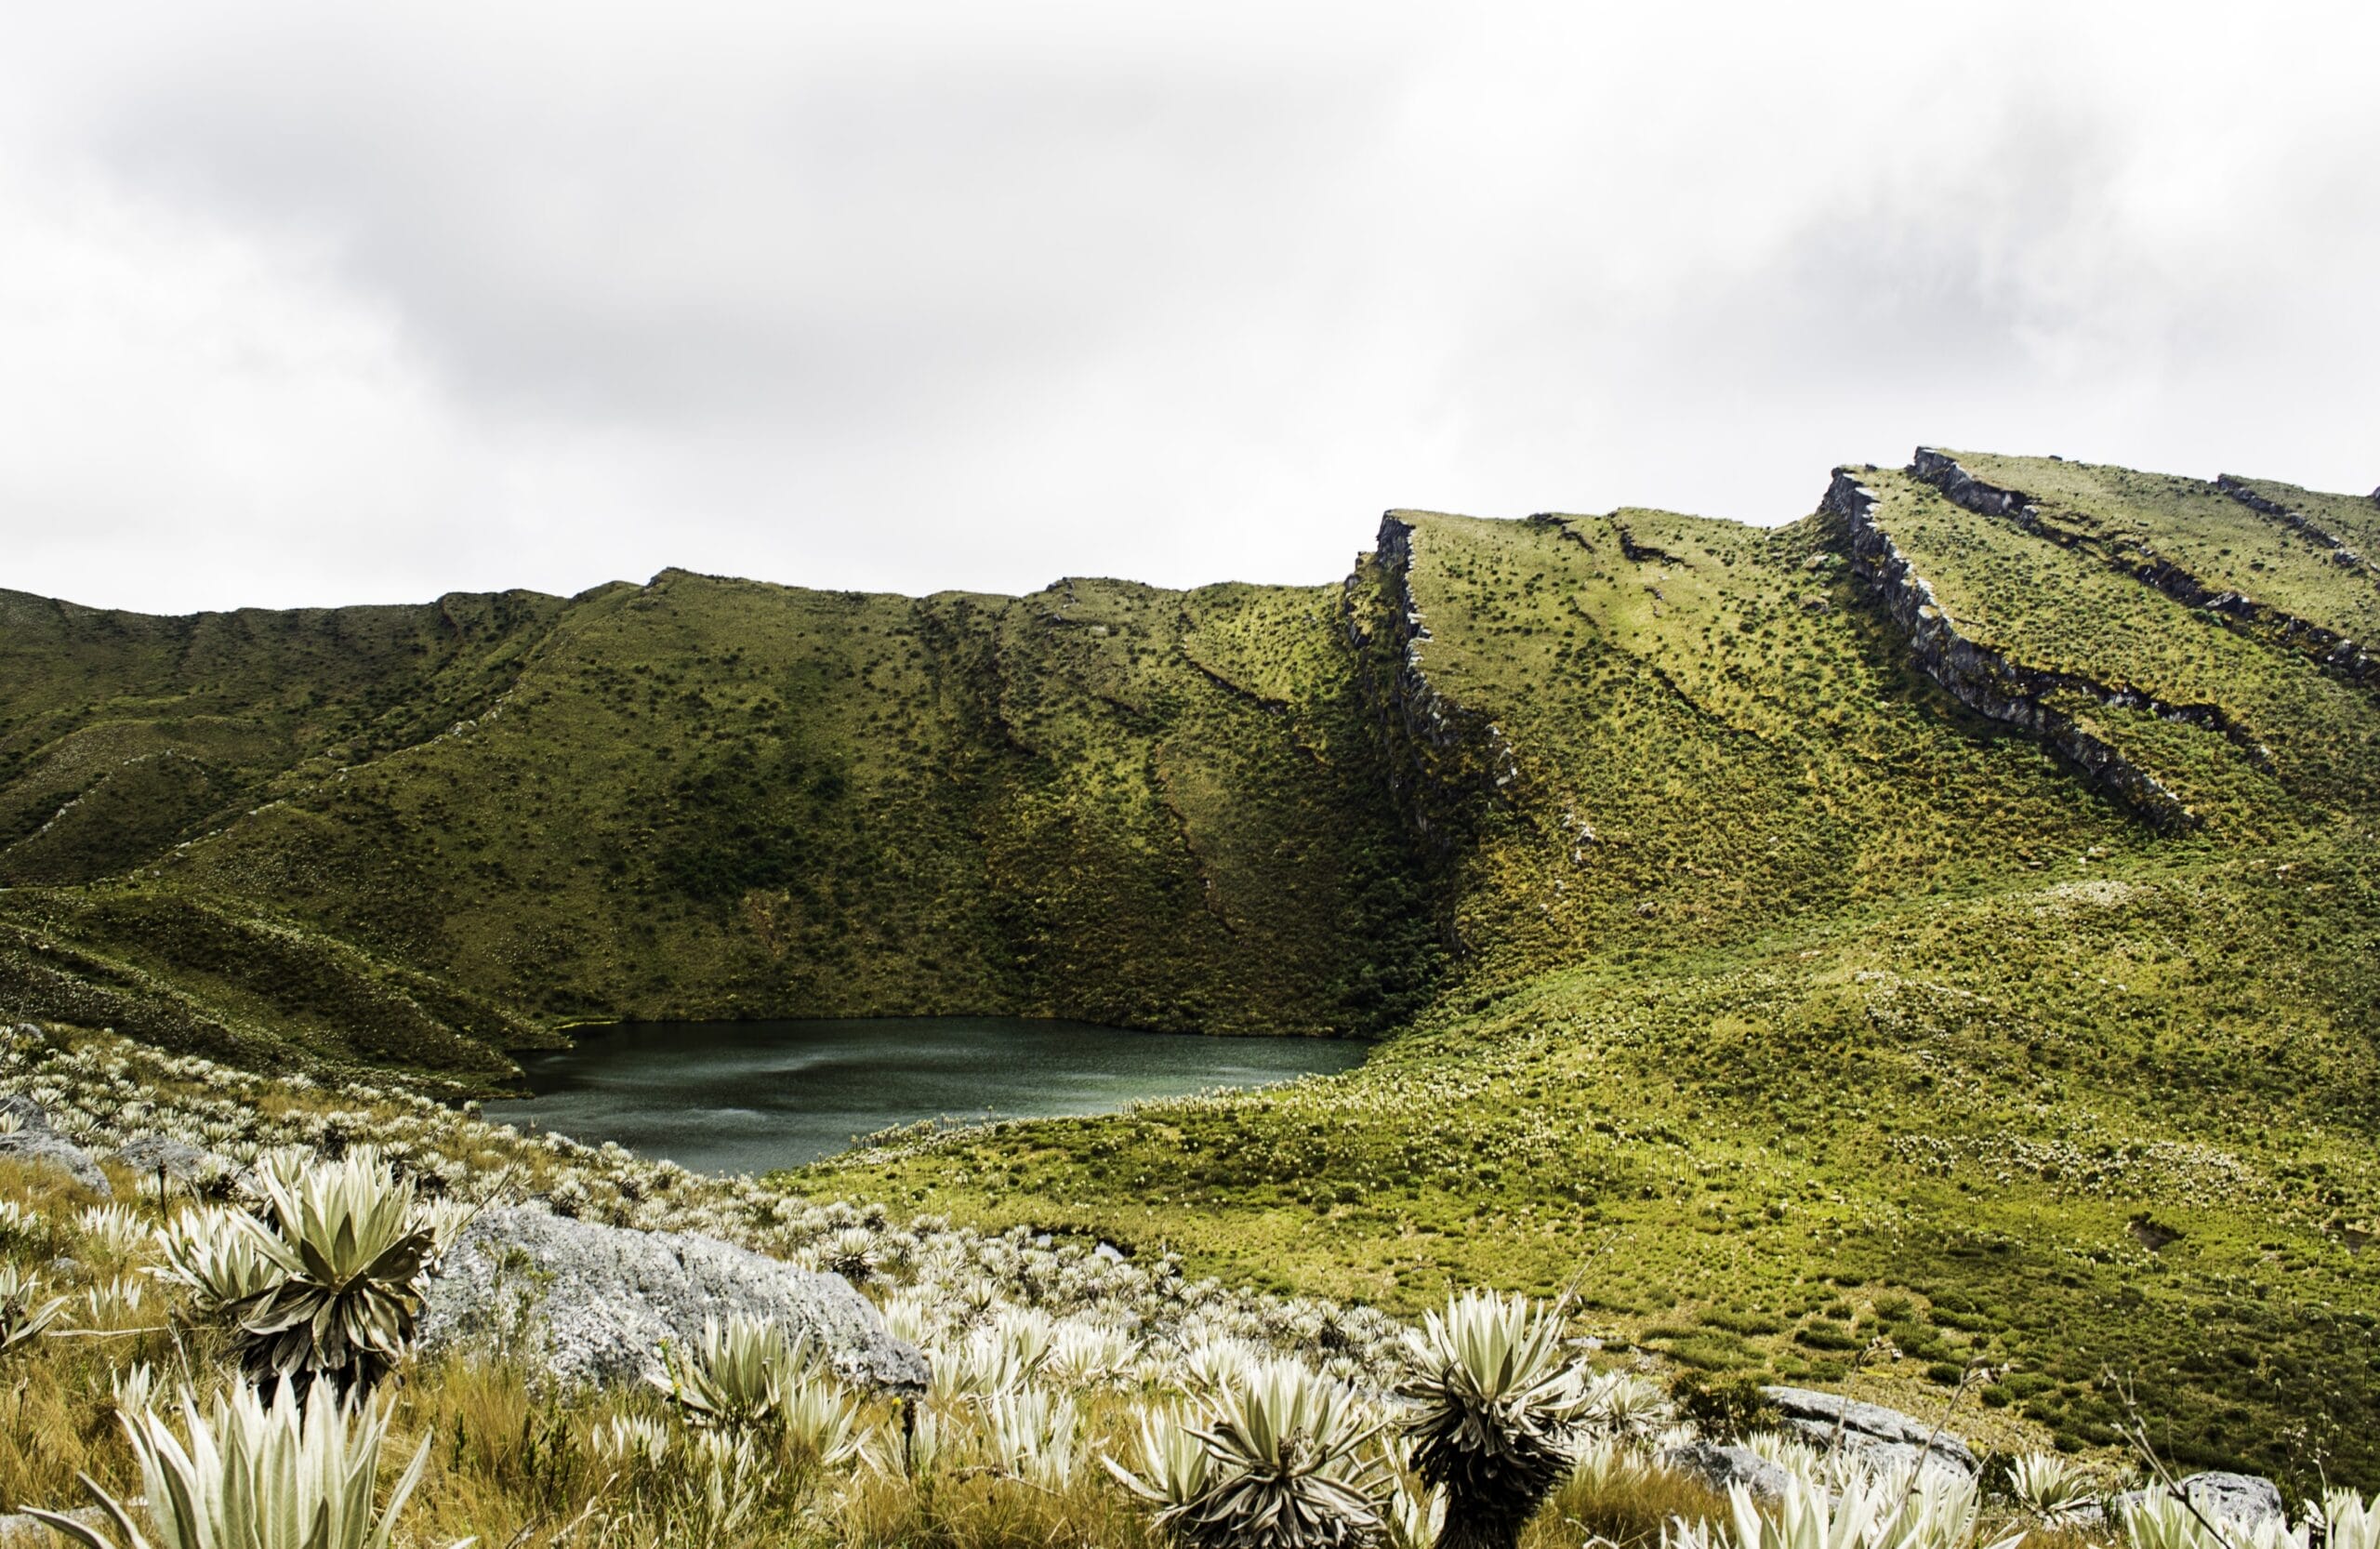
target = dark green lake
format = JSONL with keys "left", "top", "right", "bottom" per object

{"left": 483, "top": 1016, "right": 1368, "bottom": 1176}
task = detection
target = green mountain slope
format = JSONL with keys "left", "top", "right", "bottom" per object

{"left": 3, "top": 447, "right": 2376, "bottom": 1482}
{"left": 1, "top": 570, "right": 1439, "bottom": 1070}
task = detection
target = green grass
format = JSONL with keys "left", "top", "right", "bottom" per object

{"left": 3, "top": 447, "right": 2378, "bottom": 1487}
{"left": 1950, "top": 451, "right": 2380, "bottom": 648}
{"left": 809, "top": 838, "right": 2380, "bottom": 1483}
{"left": 2221, "top": 477, "right": 2380, "bottom": 566}
{"left": 1858, "top": 470, "right": 2380, "bottom": 824}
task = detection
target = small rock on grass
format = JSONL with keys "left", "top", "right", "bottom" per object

{"left": 0, "top": 1096, "right": 112, "bottom": 1198}
{"left": 1660, "top": 1440, "right": 1792, "bottom": 1501}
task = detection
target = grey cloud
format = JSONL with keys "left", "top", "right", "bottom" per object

{"left": 0, "top": 2, "right": 2373, "bottom": 614}
{"left": 95, "top": 46, "right": 1388, "bottom": 431}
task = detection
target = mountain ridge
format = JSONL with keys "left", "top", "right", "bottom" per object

{"left": 4, "top": 446, "right": 2377, "bottom": 1479}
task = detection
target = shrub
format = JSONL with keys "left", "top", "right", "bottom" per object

{"left": 1667, "top": 1372, "right": 1778, "bottom": 1441}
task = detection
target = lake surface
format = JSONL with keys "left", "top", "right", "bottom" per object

{"left": 483, "top": 1016, "right": 1368, "bottom": 1175}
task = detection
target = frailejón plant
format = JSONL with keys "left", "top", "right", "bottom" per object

{"left": 2005, "top": 1450, "right": 2099, "bottom": 1528}
{"left": 1398, "top": 1291, "right": 1590, "bottom": 1549}
{"left": 222, "top": 1148, "right": 438, "bottom": 1396}
{"left": 1116, "top": 1357, "right": 1388, "bottom": 1549}
{"left": 152, "top": 1206, "right": 280, "bottom": 1318}
{"left": 654, "top": 1315, "right": 818, "bottom": 1432}
{"left": 23, "top": 1382, "right": 459, "bottom": 1549}
{"left": 0, "top": 1262, "right": 69, "bottom": 1357}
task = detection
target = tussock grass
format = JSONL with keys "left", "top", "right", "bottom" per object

{"left": 1527, "top": 1463, "right": 1730, "bottom": 1549}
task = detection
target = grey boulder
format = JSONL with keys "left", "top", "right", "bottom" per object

{"left": 112, "top": 1133, "right": 232, "bottom": 1185}
{"left": 1761, "top": 1385, "right": 1977, "bottom": 1476}
{"left": 2113, "top": 1473, "right": 2285, "bottom": 1530}
{"left": 0, "top": 1096, "right": 112, "bottom": 1197}
{"left": 418, "top": 1205, "right": 929, "bottom": 1395}
{"left": 1660, "top": 1441, "right": 1792, "bottom": 1501}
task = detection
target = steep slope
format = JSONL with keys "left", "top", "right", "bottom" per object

{"left": 1344, "top": 502, "right": 2163, "bottom": 981}
{"left": 1, "top": 570, "right": 1438, "bottom": 1069}
{"left": 0, "top": 586, "right": 580, "bottom": 883}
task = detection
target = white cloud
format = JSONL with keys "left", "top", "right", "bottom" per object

{"left": 1, "top": 0, "right": 2373, "bottom": 613}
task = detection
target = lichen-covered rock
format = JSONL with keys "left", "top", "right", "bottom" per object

{"left": 1659, "top": 1441, "right": 1792, "bottom": 1501}
{"left": 418, "top": 1205, "right": 928, "bottom": 1395}
{"left": 1760, "top": 1385, "right": 1977, "bottom": 1476}
{"left": 2113, "top": 1472, "right": 2285, "bottom": 1530}
{"left": 0, "top": 1096, "right": 112, "bottom": 1197}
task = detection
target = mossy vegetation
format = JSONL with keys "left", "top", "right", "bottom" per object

{"left": 3, "top": 447, "right": 2376, "bottom": 1487}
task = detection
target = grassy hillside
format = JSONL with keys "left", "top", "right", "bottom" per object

{"left": 0, "top": 570, "right": 1439, "bottom": 1074}
{"left": 2, "top": 447, "right": 2375, "bottom": 1484}
{"left": 802, "top": 457, "right": 2380, "bottom": 1484}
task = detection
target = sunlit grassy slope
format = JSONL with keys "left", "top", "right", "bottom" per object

{"left": 3, "top": 449, "right": 2376, "bottom": 1480}
{"left": 807, "top": 459, "right": 2380, "bottom": 1483}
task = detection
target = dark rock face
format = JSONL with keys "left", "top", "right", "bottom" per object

{"left": 1910, "top": 447, "right": 2040, "bottom": 523}
{"left": 1760, "top": 1385, "right": 1977, "bottom": 1476}
{"left": 1659, "top": 1440, "right": 1792, "bottom": 1500}
{"left": 1347, "top": 513, "right": 1521, "bottom": 867}
{"left": 2113, "top": 1472, "right": 2285, "bottom": 1529}
{"left": 418, "top": 1205, "right": 930, "bottom": 1396}
{"left": 1828, "top": 470, "right": 2202, "bottom": 829}
{"left": 0, "top": 1095, "right": 112, "bottom": 1196}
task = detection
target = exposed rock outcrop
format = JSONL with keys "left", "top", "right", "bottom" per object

{"left": 1346, "top": 514, "right": 1522, "bottom": 865}
{"left": 1827, "top": 471, "right": 2202, "bottom": 828}
{"left": 2216, "top": 475, "right": 2374, "bottom": 575}
{"left": 112, "top": 1133, "right": 232, "bottom": 1187}
{"left": 1910, "top": 450, "right": 2375, "bottom": 687}
{"left": 418, "top": 1205, "right": 929, "bottom": 1395}
{"left": 1760, "top": 1385, "right": 1977, "bottom": 1476}
{"left": 0, "top": 1095, "right": 112, "bottom": 1196}
{"left": 2113, "top": 1471, "right": 2285, "bottom": 1530}
{"left": 1660, "top": 1440, "right": 1792, "bottom": 1500}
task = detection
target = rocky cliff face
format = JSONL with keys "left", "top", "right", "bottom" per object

{"left": 1343, "top": 514, "right": 1519, "bottom": 860}
{"left": 1827, "top": 470, "right": 2201, "bottom": 828}
{"left": 1909, "top": 450, "right": 2376, "bottom": 687}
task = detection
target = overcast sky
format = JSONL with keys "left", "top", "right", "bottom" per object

{"left": 3, "top": 2, "right": 2374, "bottom": 614}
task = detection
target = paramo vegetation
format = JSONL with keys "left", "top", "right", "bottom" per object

{"left": 3, "top": 1021, "right": 2376, "bottom": 1549}
{"left": 2, "top": 448, "right": 2378, "bottom": 1516}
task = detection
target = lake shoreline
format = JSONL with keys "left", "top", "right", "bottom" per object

{"left": 483, "top": 1014, "right": 1368, "bottom": 1176}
